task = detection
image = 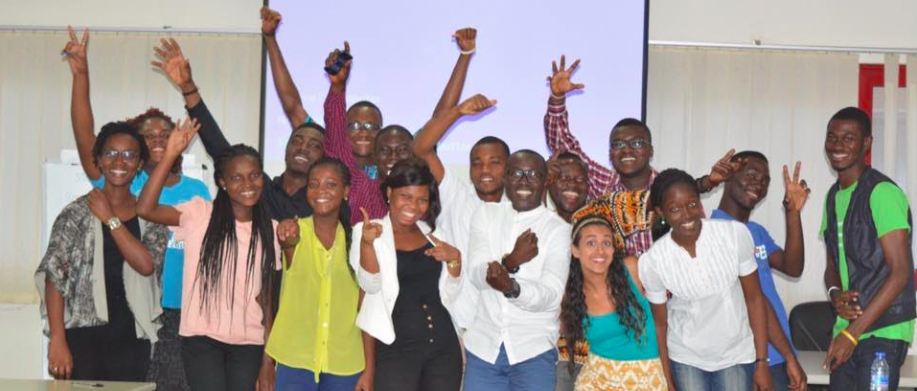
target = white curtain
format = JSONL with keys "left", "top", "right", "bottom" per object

{"left": 0, "top": 30, "right": 262, "bottom": 303}
{"left": 646, "top": 46, "right": 859, "bottom": 314}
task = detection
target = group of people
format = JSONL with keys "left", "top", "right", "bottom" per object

{"left": 35, "top": 6, "right": 915, "bottom": 391}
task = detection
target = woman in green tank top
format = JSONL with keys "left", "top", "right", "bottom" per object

{"left": 561, "top": 210, "right": 666, "bottom": 391}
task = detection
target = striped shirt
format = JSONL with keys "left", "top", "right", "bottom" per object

{"left": 544, "top": 98, "right": 656, "bottom": 256}
{"left": 324, "top": 91, "right": 388, "bottom": 225}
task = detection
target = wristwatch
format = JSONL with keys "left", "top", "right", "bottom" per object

{"left": 107, "top": 217, "right": 122, "bottom": 231}
{"left": 503, "top": 278, "right": 521, "bottom": 299}
{"left": 501, "top": 254, "right": 520, "bottom": 274}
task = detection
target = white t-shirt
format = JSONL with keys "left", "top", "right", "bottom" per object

{"left": 638, "top": 219, "right": 758, "bottom": 371}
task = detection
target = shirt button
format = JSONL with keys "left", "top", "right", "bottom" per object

{"left": 429, "top": 339, "right": 434, "bottom": 343}
{"left": 323, "top": 322, "right": 329, "bottom": 328}
{"left": 428, "top": 324, "right": 434, "bottom": 329}
{"left": 422, "top": 304, "right": 428, "bottom": 310}
{"left": 427, "top": 316, "right": 432, "bottom": 321}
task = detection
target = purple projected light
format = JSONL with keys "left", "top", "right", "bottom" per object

{"left": 262, "top": 0, "right": 647, "bottom": 166}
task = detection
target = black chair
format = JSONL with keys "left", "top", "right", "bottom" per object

{"left": 788, "top": 301, "right": 835, "bottom": 352}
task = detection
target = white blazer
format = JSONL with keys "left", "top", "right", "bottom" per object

{"left": 350, "top": 213, "right": 463, "bottom": 344}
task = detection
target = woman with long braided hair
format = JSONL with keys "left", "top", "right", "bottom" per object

{"left": 561, "top": 203, "right": 665, "bottom": 391}
{"left": 137, "top": 119, "right": 282, "bottom": 391}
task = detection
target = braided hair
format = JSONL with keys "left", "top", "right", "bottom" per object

{"left": 194, "top": 144, "right": 276, "bottom": 320}
{"left": 561, "top": 213, "right": 647, "bottom": 374}
{"left": 649, "top": 168, "right": 699, "bottom": 240}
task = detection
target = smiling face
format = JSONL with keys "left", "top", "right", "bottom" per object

{"left": 725, "top": 157, "right": 770, "bottom": 210}
{"left": 285, "top": 127, "right": 325, "bottom": 176}
{"left": 609, "top": 125, "right": 653, "bottom": 177}
{"left": 469, "top": 143, "right": 507, "bottom": 198}
{"left": 98, "top": 133, "right": 144, "bottom": 187}
{"left": 138, "top": 118, "right": 174, "bottom": 166}
{"left": 825, "top": 118, "right": 871, "bottom": 174}
{"left": 306, "top": 164, "right": 349, "bottom": 218}
{"left": 386, "top": 185, "right": 430, "bottom": 228}
{"left": 549, "top": 159, "right": 589, "bottom": 215}
{"left": 656, "top": 182, "right": 704, "bottom": 240}
{"left": 374, "top": 130, "right": 413, "bottom": 180}
{"left": 346, "top": 106, "right": 382, "bottom": 159}
{"left": 504, "top": 153, "right": 547, "bottom": 212}
{"left": 572, "top": 223, "right": 616, "bottom": 276}
{"left": 218, "top": 155, "right": 264, "bottom": 208}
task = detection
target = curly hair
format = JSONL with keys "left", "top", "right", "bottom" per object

{"left": 127, "top": 107, "right": 174, "bottom": 131}
{"left": 561, "top": 217, "right": 647, "bottom": 374}
{"left": 91, "top": 121, "right": 150, "bottom": 168}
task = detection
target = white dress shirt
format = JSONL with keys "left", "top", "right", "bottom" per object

{"left": 464, "top": 202, "right": 572, "bottom": 365}
{"left": 350, "top": 213, "right": 462, "bottom": 345}
{"left": 436, "top": 167, "right": 509, "bottom": 330}
{"left": 638, "top": 219, "right": 758, "bottom": 371}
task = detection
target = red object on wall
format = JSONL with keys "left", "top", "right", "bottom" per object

{"left": 858, "top": 64, "right": 907, "bottom": 165}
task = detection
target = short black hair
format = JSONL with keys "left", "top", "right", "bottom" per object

{"left": 92, "top": 121, "right": 150, "bottom": 167}
{"left": 731, "top": 150, "right": 768, "bottom": 163}
{"left": 553, "top": 151, "right": 588, "bottom": 173}
{"left": 470, "top": 136, "right": 510, "bottom": 160}
{"left": 375, "top": 125, "right": 414, "bottom": 144}
{"left": 829, "top": 107, "right": 872, "bottom": 137}
{"left": 347, "top": 100, "right": 383, "bottom": 124}
{"left": 610, "top": 118, "right": 652, "bottom": 144}
{"left": 294, "top": 122, "right": 326, "bottom": 134}
{"left": 649, "top": 168, "right": 698, "bottom": 240}
{"left": 509, "top": 149, "right": 547, "bottom": 172}
{"left": 380, "top": 158, "right": 441, "bottom": 231}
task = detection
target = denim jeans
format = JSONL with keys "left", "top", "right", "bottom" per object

{"left": 769, "top": 362, "right": 790, "bottom": 391}
{"left": 670, "top": 360, "right": 754, "bottom": 391}
{"left": 829, "top": 337, "right": 909, "bottom": 391}
{"left": 274, "top": 363, "right": 361, "bottom": 391}
{"left": 464, "top": 344, "right": 557, "bottom": 391}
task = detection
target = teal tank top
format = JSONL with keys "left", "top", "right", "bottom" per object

{"left": 583, "top": 270, "right": 659, "bottom": 361}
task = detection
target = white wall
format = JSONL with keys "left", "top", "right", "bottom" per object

{"left": 650, "top": 0, "right": 917, "bottom": 49}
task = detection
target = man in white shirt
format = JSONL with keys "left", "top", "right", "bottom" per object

{"left": 463, "top": 150, "right": 572, "bottom": 391}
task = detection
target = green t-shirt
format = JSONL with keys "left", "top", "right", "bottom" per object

{"left": 820, "top": 181, "right": 914, "bottom": 343}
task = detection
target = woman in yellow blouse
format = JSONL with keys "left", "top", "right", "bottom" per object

{"left": 270, "top": 154, "right": 375, "bottom": 391}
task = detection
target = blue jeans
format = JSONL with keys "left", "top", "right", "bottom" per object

{"left": 769, "top": 362, "right": 790, "bottom": 391}
{"left": 829, "top": 337, "right": 909, "bottom": 391}
{"left": 670, "top": 360, "right": 754, "bottom": 391}
{"left": 464, "top": 345, "right": 557, "bottom": 391}
{"left": 275, "top": 363, "right": 361, "bottom": 391}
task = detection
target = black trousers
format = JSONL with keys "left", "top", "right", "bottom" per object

{"left": 147, "top": 309, "right": 190, "bottom": 390}
{"left": 66, "top": 325, "right": 151, "bottom": 381}
{"left": 374, "top": 303, "right": 463, "bottom": 391}
{"left": 829, "top": 337, "right": 909, "bottom": 391}
{"left": 181, "top": 335, "right": 264, "bottom": 391}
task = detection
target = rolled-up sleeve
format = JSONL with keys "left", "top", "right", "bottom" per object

{"left": 638, "top": 253, "right": 668, "bottom": 304}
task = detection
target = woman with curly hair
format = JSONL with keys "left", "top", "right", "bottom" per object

{"left": 561, "top": 204, "right": 665, "bottom": 391}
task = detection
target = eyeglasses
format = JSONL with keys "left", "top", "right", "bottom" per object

{"left": 347, "top": 122, "right": 381, "bottom": 132}
{"left": 506, "top": 168, "right": 545, "bottom": 181}
{"left": 100, "top": 150, "right": 140, "bottom": 162}
{"left": 610, "top": 138, "right": 649, "bottom": 150}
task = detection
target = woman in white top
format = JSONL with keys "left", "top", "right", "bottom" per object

{"left": 637, "top": 169, "right": 773, "bottom": 391}
{"left": 351, "top": 158, "right": 463, "bottom": 391}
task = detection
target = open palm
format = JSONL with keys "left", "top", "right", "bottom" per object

{"left": 152, "top": 38, "right": 192, "bottom": 87}
{"left": 548, "top": 55, "right": 584, "bottom": 96}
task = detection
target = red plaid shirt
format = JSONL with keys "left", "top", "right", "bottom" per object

{"left": 325, "top": 91, "right": 388, "bottom": 225}
{"left": 544, "top": 98, "right": 656, "bottom": 256}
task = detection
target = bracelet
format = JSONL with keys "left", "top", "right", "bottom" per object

{"left": 827, "top": 286, "right": 841, "bottom": 299}
{"left": 840, "top": 329, "right": 859, "bottom": 346}
{"left": 460, "top": 48, "right": 476, "bottom": 56}
{"left": 182, "top": 86, "right": 199, "bottom": 97}
{"left": 551, "top": 92, "right": 565, "bottom": 100}
{"left": 755, "top": 357, "right": 770, "bottom": 363}
{"left": 447, "top": 260, "right": 459, "bottom": 269}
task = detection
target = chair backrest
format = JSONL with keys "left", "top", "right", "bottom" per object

{"left": 788, "top": 301, "right": 835, "bottom": 352}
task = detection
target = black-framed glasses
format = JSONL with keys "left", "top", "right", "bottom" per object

{"left": 347, "top": 122, "right": 381, "bottom": 132}
{"left": 101, "top": 150, "right": 140, "bottom": 162}
{"left": 610, "top": 138, "right": 649, "bottom": 150}
{"left": 506, "top": 168, "right": 545, "bottom": 181}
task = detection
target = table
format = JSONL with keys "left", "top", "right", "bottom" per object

{"left": 0, "top": 379, "right": 154, "bottom": 391}
{"left": 798, "top": 350, "right": 917, "bottom": 388}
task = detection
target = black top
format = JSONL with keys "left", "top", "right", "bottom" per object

{"left": 102, "top": 217, "right": 141, "bottom": 340}
{"left": 187, "top": 99, "right": 313, "bottom": 221}
{"left": 395, "top": 243, "right": 442, "bottom": 304}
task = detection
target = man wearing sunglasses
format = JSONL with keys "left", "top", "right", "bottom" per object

{"left": 464, "top": 150, "right": 572, "bottom": 391}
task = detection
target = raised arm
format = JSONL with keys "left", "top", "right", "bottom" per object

{"left": 137, "top": 118, "right": 200, "bottom": 226}
{"left": 415, "top": 94, "right": 495, "bottom": 183}
{"left": 431, "top": 28, "right": 476, "bottom": 117}
{"left": 152, "top": 38, "right": 232, "bottom": 159}
{"left": 544, "top": 56, "right": 612, "bottom": 198}
{"left": 769, "top": 162, "right": 809, "bottom": 277}
{"left": 64, "top": 27, "right": 100, "bottom": 180}
{"left": 261, "top": 7, "right": 310, "bottom": 128}
{"left": 323, "top": 42, "right": 357, "bottom": 168}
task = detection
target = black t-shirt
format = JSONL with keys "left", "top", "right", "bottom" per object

{"left": 101, "top": 217, "right": 141, "bottom": 340}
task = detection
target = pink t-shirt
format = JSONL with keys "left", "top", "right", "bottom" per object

{"left": 171, "top": 197, "right": 280, "bottom": 345}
